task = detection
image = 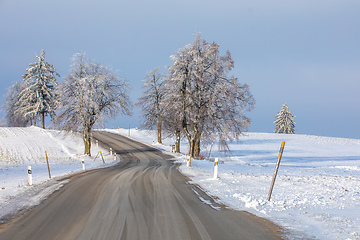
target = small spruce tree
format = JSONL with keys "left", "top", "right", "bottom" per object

{"left": 16, "top": 50, "right": 59, "bottom": 128}
{"left": 274, "top": 104, "right": 295, "bottom": 134}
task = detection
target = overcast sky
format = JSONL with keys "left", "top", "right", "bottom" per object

{"left": 1, "top": 0, "right": 359, "bottom": 139}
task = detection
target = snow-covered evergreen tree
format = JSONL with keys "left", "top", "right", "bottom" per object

{"left": 136, "top": 68, "right": 165, "bottom": 144}
{"left": 56, "top": 52, "right": 132, "bottom": 156}
{"left": 16, "top": 50, "right": 59, "bottom": 128}
{"left": 274, "top": 103, "right": 296, "bottom": 134}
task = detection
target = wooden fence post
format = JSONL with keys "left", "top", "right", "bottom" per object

{"left": 45, "top": 151, "right": 51, "bottom": 179}
{"left": 267, "top": 141, "right": 285, "bottom": 201}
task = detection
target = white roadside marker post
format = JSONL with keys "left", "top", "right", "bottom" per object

{"left": 186, "top": 155, "right": 190, "bottom": 168}
{"left": 28, "top": 166, "right": 32, "bottom": 186}
{"left": 96, "top": 140, "right": 99, "bottom": 147}
{"left": 114, "top": 153, "right": 117, "bottom": 161}
{"left": 267, "top": 141, "right": 285, "bottom": 201}
{"left": 110, "top": 148, "right": 113, "bottom": 156}
{"left": 82, "top": 160, "right": 85, "bottom": 171}
{"left": 214, "top": 158, "right": 219, "bottom": 179}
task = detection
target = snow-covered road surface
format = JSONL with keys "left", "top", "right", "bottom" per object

{"left": 105, "top": 128, "right": 360, "bottom": 240}
{"left": 1, "top": 126, "right": 359, "bottom": 239}
{"left": 0, "top": 131, "right": 282, "bottom": 240}
{"left": 0, "top": 126, "right": 116, "bottom": 222}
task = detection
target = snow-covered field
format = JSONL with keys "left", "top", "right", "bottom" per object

{"left": 107, "top": 128, "right": 360, "bottom": 240}
{"left": 0, "top": 126, "right": 117, "bottom": 222}
{"left": 0, "top": 127, "right": 359, "bottom": 239}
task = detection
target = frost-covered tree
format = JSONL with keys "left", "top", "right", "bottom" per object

{"left": 161, "top": 80, "right": 184, "bottom": 153}
{"left": 136, "top": 68, "right": 165, "bottom": 143}
{"left": 16, "top": 50, "right": 59, "bottom": 128}
{"left": 163, "top": 118, "right": 183, "bottom": 153}
{"left": 165, "top": 33, "right": 255, "bottom": 158}
{"left": 274, "top": 103, "right": 296, "bottom": 134}
{"left": 56, "top": 52, "right": 132, "bottom": 156}
{"left": 3, "top": 81, "right": 29, "bottom": 127}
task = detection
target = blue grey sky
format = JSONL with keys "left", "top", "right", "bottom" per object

{"left": 1, "top": 0, "right": 359, "bottom": 139}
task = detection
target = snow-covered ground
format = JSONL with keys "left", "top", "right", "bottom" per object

{"left": 107, "top": 128, "right": 360, "bottom": 240}
{"left": 0, "top": 126, "right": 118, "bottom": 222}
{"left": 1, "top": 127, "right": 359, "bottom": 239}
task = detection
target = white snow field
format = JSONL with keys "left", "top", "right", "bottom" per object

{"left": 0, "top": 126, "right": 117, "bottom": 222}
{"left": 0, "top": 127, "right": 359, "bottom": 239}
{"left": 107, "top": 128, "right": 360, "bottom": 240}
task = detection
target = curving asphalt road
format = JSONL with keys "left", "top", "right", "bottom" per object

{"left": 0, "top": 131, "right": 283, "bottom": 240}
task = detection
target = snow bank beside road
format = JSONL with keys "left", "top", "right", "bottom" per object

{"left": 108, "top": 128, "right": 360, "bottom": 240}
{"left": 0, "top": 126, "right": 117, "bottom": 222}
{"left": 1, "top": 127, "right": 359, "bottom": 239}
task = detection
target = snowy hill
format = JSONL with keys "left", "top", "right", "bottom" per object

{"left": 0, "top": 127, "right": 116, "bottom": 222}
{"left": 0, "top": 127, "right": 84, "bottom": 165}
{"left": 107, "top": 128, "right": 360, "bottom": 240}
{"left": 0, "top": 127, "right": 359, "bottom": 239}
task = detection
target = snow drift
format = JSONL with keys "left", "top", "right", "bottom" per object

{"left": 0, "top": 126, "right": 116, "bottom": 222}
{"left": 107, "top": 128, "right": 360, "bottom": 240}
{"left": 0, "top": 127, "right": 359, "bottom": 239}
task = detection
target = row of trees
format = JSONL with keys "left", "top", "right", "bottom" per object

{"left": 4, "top": 37, "right": 295, "bottom": 157}
{"left": 4, "top": 51, "right": 131, "bottom": 156}
{"left": 137, "top": 34, "right": 256, "bottom": 158}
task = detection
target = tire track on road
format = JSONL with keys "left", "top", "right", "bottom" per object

{"left": 0, "top": 131, "right": 284, "bottom": 240}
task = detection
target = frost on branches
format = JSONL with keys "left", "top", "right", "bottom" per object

{"left": 274, "top": 103, "right": 296, "bottom": 134}
{"left": 3, "top": 82, "right": 29, "bottom": 127}
{"left": 16, "top": 50, "right": 59, "bottom": 129}
{"left": 136, "top": 68, "right": 166, "bottom": 144}
{"left": 165, "top": 33, "right": 255, "bottom": 158}
{"left": 56, "top": 52, "right": 132, "bottom": 156}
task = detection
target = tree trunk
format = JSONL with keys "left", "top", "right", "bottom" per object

{"left": 188, "top": 126, "right": 201, "bottom": 158}
{"left": 41, "top": 112, "right": 45, "bottom": 129}
{"left": 30, "top": 116, "right": 36, "bottom": 126}
{"left": 189, "top": 138, "right": 195, "bottom": 158}
{"left": 193, "top": 137, "right": 201, "bottom": 159}
{"left": 184, "top": 132, "right": 201, "bottom": 158}
{"left": 182, "top": 118, "right": 194, "bottom": 157}
{"left": 175, "top": 129, "right": 180, "bottom": 153}
{"left": 83, "top": 126, "right": 92, "bottom": 156}
{"left": 157, "top": 120, "right": 162, "bottom": 144}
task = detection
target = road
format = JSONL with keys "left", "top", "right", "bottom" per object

{"left": 0, "top": 131, "right": 283, "bottom": 240}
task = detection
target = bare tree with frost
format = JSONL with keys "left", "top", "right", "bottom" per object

{"left": 16, "top": 50, "right": 59, "bottom": 128}
{"left": 274, "top": 103, "right": 296, "bottom": 134}
{"left": 136, "top": 68, "right": 166, "bottom": 144}
{"left": 3, "top": 81, "right": 29, "bottom": 127}
{"left": 161, "top": 80, "right": 184, "bottom": 153}
{"left": 163, "top": 118, "right": 183, "bottom": 153}
{"left": 165, "top": 33, "right": 255, "bottom": 158}
{"left": 56, "top": 52, "right": 132, "bottom": 156}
